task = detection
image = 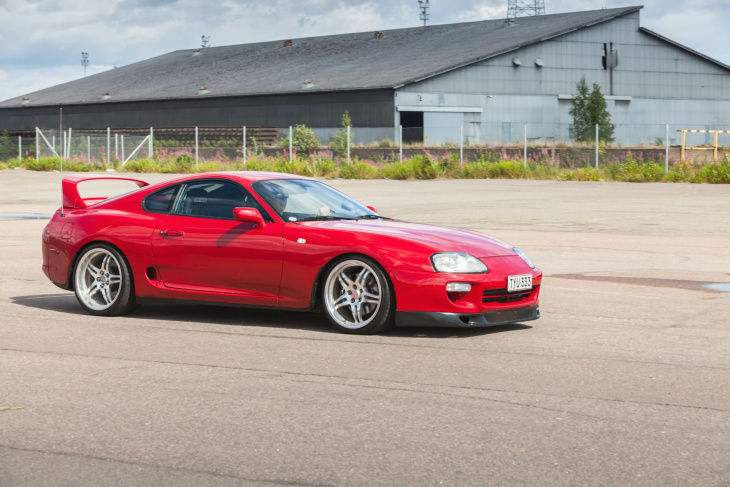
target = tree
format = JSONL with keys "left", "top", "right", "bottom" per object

{"left": 569, "top": 77, "right": 615, "bottom": 143}
{"left": 588, "top": 83, "right": 615, "bottom": 143}
{"left": 330, "top": 110, "right": 353, "bottom": 158}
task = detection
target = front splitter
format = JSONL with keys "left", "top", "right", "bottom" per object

{"left": 395, "top": 306, "right": 539, "bottom": 328}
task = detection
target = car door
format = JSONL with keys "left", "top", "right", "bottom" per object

{"left": 151, "top": 179, "right": 284, "bottom": 303}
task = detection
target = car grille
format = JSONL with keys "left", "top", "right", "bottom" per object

{"left": 482, "top": 287, "right": 536, "bottom": 304}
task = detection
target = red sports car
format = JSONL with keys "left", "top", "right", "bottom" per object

{"left": 42, "top": 172, "right": 541, "bottom": 334}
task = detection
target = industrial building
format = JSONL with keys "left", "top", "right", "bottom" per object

{"left": 1, "top": 5, "right": 729, "bottom": 145}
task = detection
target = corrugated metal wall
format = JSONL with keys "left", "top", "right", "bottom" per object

{"left": 398, "top": 11, "right": 730, "bottom": 145}
{"left": 0, "top": 89, "right": 394, "bottom": 134}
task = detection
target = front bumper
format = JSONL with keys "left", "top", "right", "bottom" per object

{"left": 395, "top": 305, "right": 540, "bottom": 328}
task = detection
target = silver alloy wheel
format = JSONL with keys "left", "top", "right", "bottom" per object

{"left": 324, "top": 259, "right": 383, "bottom": 329}
{"left": 75, "top": 248, "right": 122, "bottom": 311}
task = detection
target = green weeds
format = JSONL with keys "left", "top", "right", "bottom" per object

{"left": 3, "top": 151, "right": 729, "bottom": 184}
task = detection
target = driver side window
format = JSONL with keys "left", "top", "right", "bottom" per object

{"left": 174, "top": 181, "right": 268, "bottom": 220}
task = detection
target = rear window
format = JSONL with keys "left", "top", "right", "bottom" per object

{"left": 143, "top": 185, "right": 180, "bottom": 214}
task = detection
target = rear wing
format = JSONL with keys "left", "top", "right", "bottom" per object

{"left": 62, "top": 176, "right": 150, "bottom": 209}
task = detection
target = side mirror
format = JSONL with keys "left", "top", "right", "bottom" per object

{"left": 233, "top": 207, "right": 265, "bottom": 228}
{"left": 367, "top": 206, "right": 377, "bottom": 213}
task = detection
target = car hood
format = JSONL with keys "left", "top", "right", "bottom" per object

{"left": 302, "top": 219, "right": 515, "bottom": 258}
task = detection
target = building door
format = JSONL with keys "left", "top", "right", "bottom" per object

{"left": 424, "top": 112, "right": 464, "bottom": 146}
{"left": 400, "top": 111, "right": 423, "bottom": 144}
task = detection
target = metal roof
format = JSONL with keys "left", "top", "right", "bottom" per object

{"left": 2, "top": 6, "right": 644, "bottom": 107}
{"left": 638, "top": 27, "right": 730, "bottom": 72}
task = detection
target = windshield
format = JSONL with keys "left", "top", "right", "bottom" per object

{"left": 252, "top": 179, "right": 380, "bottom": 222}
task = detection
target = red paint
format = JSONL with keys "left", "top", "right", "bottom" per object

{"left": 43, "top": 172, "right": 542, "bottom": 316}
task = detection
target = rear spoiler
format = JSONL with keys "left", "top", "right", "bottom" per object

{"left": 62, "top": 176, "right": 150, "bottom": 209}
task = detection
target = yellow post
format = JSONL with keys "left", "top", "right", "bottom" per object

{"left": 714, "top": 130, "right": 718, "bottom": 161}
{"left": 681, "top": 130, "right": 686, "bottom": 162}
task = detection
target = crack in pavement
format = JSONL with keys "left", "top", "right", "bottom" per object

{"left": 2, "top": 348, "right": 728, "bottom": 414}
{"left": 0, "top": 444, "right": 328, "bottom": 487}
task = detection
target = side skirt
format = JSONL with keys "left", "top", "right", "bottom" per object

{"left": 135, "top": 296, "right": 315, "bottom": 313}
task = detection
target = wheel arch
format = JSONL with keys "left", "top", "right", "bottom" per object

{"left": 67, "top": 239, "right": 135, "bottom": 293}
{"left": 309, "top": 252, "right": 397, "bottom": 311}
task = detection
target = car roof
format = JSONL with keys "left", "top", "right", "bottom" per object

{"left": 146, "top": 171, "right": 311, "bottom": 189}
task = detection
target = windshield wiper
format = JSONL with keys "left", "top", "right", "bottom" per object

{"left": 355, "top": 214, "right": 391, "bottom": 220}
{"left": 296, "top": 215, "right": 355, "bottom": 222}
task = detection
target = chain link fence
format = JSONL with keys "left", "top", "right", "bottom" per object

{"left": 2, "top": 123, "right": 729, "bottom": 168}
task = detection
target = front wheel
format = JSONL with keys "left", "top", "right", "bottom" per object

{"left": 73, "top": 244, "right": 137, "bottom": 316}
{"left": 322, "top": 256, "right": 395, "bottom": 334}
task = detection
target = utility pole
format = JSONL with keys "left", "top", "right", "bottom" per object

{"left": 81, "top": 52, "right": 89, "bottom": 77}
{"left": 418, "top": 0, "right": 430, "bottom": 26}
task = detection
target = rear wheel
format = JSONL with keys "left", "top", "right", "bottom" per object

{"left": 322, "top": 256, "right": 394, "bottom": 334}
{"left": 74, "top": 244, "right": 137, "bottom": 316}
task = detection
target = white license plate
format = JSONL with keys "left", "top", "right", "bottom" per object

{"left": 507, "top": 274, "right": 532, "bottom": 292}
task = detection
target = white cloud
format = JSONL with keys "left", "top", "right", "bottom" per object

{"left": 0, "top": 0, "right": 728, "bottom": 100}
{"left": 0, "top": 65, "right": 112, "bottom": 101}
{"left": 457, "top": 3, "right": 505, "bottom": 22}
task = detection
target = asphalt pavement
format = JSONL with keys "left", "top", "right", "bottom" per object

{"left": 1, "top": 170, "right": 729, "bottom": 486}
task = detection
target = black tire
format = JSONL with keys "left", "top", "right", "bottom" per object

{"left": 321, "top": 255, "right": 395, "bottom": 334}
{"left": 73, "top": 243, "right": 138, "bottom": 316}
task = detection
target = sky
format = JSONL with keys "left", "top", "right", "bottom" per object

{"left": 1, "top": 0, "right": 728, "bottom": 101}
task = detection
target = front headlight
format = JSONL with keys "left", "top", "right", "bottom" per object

{"left": 513, "top": 247, "right": 535, "bottom": 269}
{"left": 431, "top": 252, "right": 488, "bottom": 274}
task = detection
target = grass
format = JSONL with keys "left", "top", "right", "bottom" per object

{"left": 2, "top": 150, "right": 729, "bottom": 184}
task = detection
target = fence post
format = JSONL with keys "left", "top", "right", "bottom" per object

{"left": 195, "top": 126, "right": 199, "bottom": 167}
{"left": 460, "top": 124, "right": 464, "bottom": 165}
{"left": 121, "top": 135, "right": 125, "bottom": 164}
{"left": 523, "top": 124, "right": 527, "bottom": 168}
{"left": 289, "top": 126, "right": 293, "bottom": 164}
{"left": 107, "top": 128, "right": 110, "bottom": 164}
{"left": 35, "top": 127, "right": 39, "bottom": 161}
{"left": 595, "top": 124, "right": 599, "bottom": 169}
{"left": 67, "top": 128, "right": 72, "bottom": 159}
{"left": 681, "top": 130, "right": 686, "bottom": 162}
{"left": 18, "top": 136, "right": 21, "bottom": 162}
{"left": 52, "top": 136, "right": 55, "bottom": 156}
{"left": 665, "top": 124, "right": 669, "bottom": 174}
{"left": 88, "top": 136, "right": 91, "bottom": 163}
{"left": 347, "top": 125, "right": 351, "bottom": 164}
{"left": 243, "top": 126, "right": 247, "bottom": 170}
{"left": 149, "top": 127, "right": 153, "bottom": 160}
{"left": 399, "top": 125, "right": 403, "bottom": 163}
{"left": 63, "top": 131, "right": 67, "bottom": 160}
{"left": 115, "top": 133, "right": 118, "bottom": 160}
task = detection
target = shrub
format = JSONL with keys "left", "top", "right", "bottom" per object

{"left": 694, "top": 160, "right": 730, "bottom": 184}
{"left": 24, "top": 157, "right": 60, "bottom": 171}
{"left": 605, "top": 153, "right": 665, "bottom": 182}
{"left": 175, "top": 153, "right": 194, "bottom": 172}
{"left": 330, "top": 111, "right": 353, "bottom": 157}
{"left": 339, "top": 161, "right": 378, "bottom": 179}
{"left": 123, "top": 158, "right": 159, "bottom": 173}
{"left": 455, "top": 161, "right": 528, "bottom": 179}
{"left": 312, "top": 156, "right": 336, "bottom": 177}
{"left": 384, "top": 161, "right": 415, "bottom": 180}
{"left": 280, "top": 124, "right": 320, "bottom": 154}
{"left": 559, "top": 171, "right": 577, "bottom": 181}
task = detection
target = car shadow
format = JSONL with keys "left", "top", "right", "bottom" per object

{"left": 11, "top": 293, "right": 532, "bottom": 338}
{"left": 384, "top": 323, "right": 532, "bottom": 339}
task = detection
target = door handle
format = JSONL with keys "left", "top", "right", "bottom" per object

{"left": 160, "top": 229, "right": 184, "bottom": 237}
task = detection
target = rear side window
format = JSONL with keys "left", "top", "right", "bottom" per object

{"left": 143, "top": 185, "right": 180, "bottom": 214}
